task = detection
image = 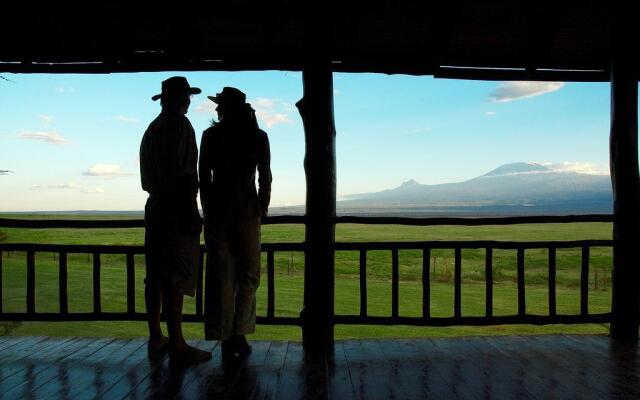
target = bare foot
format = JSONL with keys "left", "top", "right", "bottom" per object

{"left": 170, "top": 343, "right": 212, "bottom": 364}
{"left": 148, "top": 335, "right": 170, "bottom": 354}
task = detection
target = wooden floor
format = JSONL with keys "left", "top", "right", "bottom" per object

{"left": 0, "top": 334, "right": 639, "bottom": 399}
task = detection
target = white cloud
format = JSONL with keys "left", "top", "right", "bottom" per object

{"left": 30, "top": 182, "right": 106, "bottom": 194}
{"left": 83, "top": 164, "right": 132, "bottom": 177}
{"left": 195, "top": 101, "right": 216, "bottom": 114}
{"left": 282, "top": 102, "right": 297, "bottom": 113}
{"left": 0, "top": 170, "right": 13, "bottom": 175}
{"left": 196, "top": 97, "right": 295, "bottom": 128}
{"left": 19, "top": 131, "right": 68, "bottom": 145}
{"left": 545, "top": 161, "right": 609, "bottom": 176}
{"left": 254, "top": 110, "right": 292, "bottom": 128}
{"left": 112, "top": 116, "right": 140, "bottom": 124}
{"left": 55, "top": 86, "right": 76, "bottom": 93}
{"left": 488, "top": 81, "right": 564, "bottom": 103}
{"left": 31, "top": 183, "right": 79, "bottom": 189}
{"left": 251, "top": 97, "right": 293, "bottom": 128}
{"left": 254, "top": 98, "right": 275, "bottom": 108}
{"left": 485, "top": 111, "right": 497, "bottom": 116}
{"left": 38, "top": 115, "right": 54, "bottom": 124}
{"left": 81, "top": 187, "right": 105, "bottom": 194}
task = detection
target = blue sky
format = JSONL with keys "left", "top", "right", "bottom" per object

{"left": 0, "top": 72, "right": 612, "bottom": 211}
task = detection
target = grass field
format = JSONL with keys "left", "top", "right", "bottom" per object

{"left": 0, "top": 214, "right": 614, "bottom": 339}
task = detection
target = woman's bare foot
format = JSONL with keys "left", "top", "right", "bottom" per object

{"left": 148, "top": 335, "right": 170, "bottom": 354}
{"left": 221, "top": 335, "right": 252, "bottom": 360}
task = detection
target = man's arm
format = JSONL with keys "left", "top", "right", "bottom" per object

{"left": 174, "top": 118, "right": 199, "bottom": 195}
{"left": 176, "top": 119, "right": 202, "bottom": 232}
{"left": 257, "top": 130, "right": 272, "bottom": 217}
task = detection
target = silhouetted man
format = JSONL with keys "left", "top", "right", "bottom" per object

{"left": 199, "top": 87, "right": 271, "bottom": 358}
{"left": 140, "top": 76, "right": 211, "bottom": 363}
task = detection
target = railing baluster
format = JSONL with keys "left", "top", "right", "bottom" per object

{"left": 196, "top": 247, "right": 204, "bottom": 316}
{"left": 268, "top": 250, "right": 275, "bottom": 318}
{"left": 126, "top": 253, "right": 135, "bottom": 315}
{"left": 549, "top": 247, "right": 557, "bottom": 318}
{"left": 0, "top": 251, "right": 3, "bottom": 314}
{"left": 59, "top": 252, "right": 68, "bottom": 314}
{"left": 93, "top": 252, "right": 101, "bottom": 314}
{"left": 517, "top": 248, "right": 525, "bottom": 317}
{"left": 27, "top": 250, "right": 35, "bottom": 314}
{"left": 422, "top": 247, "right": 430, "bottom": 319}
{"left": 392, "top": 249, "right": 399, "bottom": 318}
{"left": 581, "top": 245, "right": 590, "bottom": 316}
{"left": 359, "top": 250, "right": 367, "bottom": 317}
{"left": 485, "top": 248, "right": 493, "bottom": 318}
{"left": 454, "top": 248, "right": 462, "bottom": 318}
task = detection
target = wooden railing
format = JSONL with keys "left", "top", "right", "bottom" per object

{"left": 333, "top": 240, "right": 612, "bottom": 326}
{"left": 0, "top": 242, "right": 303, "bottom": 325}
{"left": 0, "top": 215, "right": 614, "bottom": 327}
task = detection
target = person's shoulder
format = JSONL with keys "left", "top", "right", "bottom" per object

{"left": 203, "top": 124, "right": 222, "bottom": 136}
{"left": 142, "top": 114, "right": 162, "bottom": 135}
{"left": 257, "top": 129, "right": 269, "bottom": 142}
{"left": 147, "top": 113, "right": 163, "bottom": 126}
{"left": 176, "top": 113, "right": 194, "bottom": 129}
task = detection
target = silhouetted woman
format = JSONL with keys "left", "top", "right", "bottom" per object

{"left": 199, "top": 87, "right": 271, "bottom": 358}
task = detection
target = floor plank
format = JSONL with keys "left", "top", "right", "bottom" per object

{"left": 252, "top": 340, "right": 290, "bottom": 399}
{"left": 0, "top": 335, "right": 638, "bottom": 399}
{"left": 342, "top": 339, "right": 401, "bottom": 400}
{"left": 0, "top": 336, "right": 81, "bottom": 393}
{"left": 0, "top": 337, "right": 116, "bottom": 399}
{"left": 328, "top": 342, "right": 355, "bottom": 400}
{"left": 46, "top": 338, "right": 147, "bottom": 399}
{"left": 124, "top": 338, "right": 209, "bottom": 399}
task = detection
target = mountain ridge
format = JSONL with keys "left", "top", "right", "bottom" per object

{"left": 340, "top": 162, "right": 612, "bottom": 215}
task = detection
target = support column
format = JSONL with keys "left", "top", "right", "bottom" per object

{"left": 609, "top": 56, "right": 640, "bottom": 341}
{"left": 297, "top": 4, "right": 336, "bottom": 351}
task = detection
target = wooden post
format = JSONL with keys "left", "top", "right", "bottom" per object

{"left": 609, "top": 42, "right": 640, "bottom": 340}
{"left": 297, "top": 2, "right": 336, "bottom": 351}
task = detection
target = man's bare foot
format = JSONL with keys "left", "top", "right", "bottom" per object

{"left": 148, "top": 335, "right": 170, "bottom": 354}
{"left": 170, "top": 343, "right": 212, "bottom": 364}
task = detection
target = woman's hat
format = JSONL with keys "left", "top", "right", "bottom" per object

{"left": 208, "top": 87, "right": 246, "bottom": 106}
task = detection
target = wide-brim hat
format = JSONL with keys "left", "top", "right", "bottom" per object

{"left": 208, "top": 87, "right": 246, "bottom": 106}
{"left": 152, "top": 76, "right": 201, "bottom": 101}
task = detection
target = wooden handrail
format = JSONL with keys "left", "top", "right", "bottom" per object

{"left": 335, "top": 214, "right": 614, "bottom": 225}
{"left": 0, "top": 214, "right": 614, "bottom": 229}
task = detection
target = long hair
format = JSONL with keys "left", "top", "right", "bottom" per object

{"left": 214, "top": 103, "right": 259, "bottom": 132}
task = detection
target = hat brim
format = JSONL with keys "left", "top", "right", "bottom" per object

{"left": 208, "top": 95, "right": 247, "bottom": 106}
{"left": 151, "top": 87, "right": 201, "bottom": 101}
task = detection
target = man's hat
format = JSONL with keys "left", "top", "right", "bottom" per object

{"left": 151, "top": 76, "right": 201, "bottom": 101}
{"left": 208, "top": 87, "right": 246, "bottom": 106}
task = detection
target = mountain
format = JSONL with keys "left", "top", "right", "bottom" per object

{"left": 339, "top": 162, "right": 612, "bottom": 215}
{"left": 482, "top": 162, "right": 552, "bottom": 176}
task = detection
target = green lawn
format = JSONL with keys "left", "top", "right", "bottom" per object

{"left": 0, "top": 216, "right": 614, "bottom": 339}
